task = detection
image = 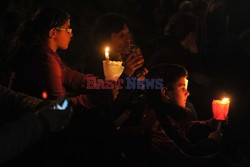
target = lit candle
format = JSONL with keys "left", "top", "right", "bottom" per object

{"left": 103, "top": 46, "right": 124, "bottom": 81}
{"left": 105, "top": 47, "right": 110, "bottom": 61}
{"left": 212, "top": 97, "right": 230, "bottom": 121}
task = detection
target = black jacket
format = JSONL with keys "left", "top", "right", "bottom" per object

{"left": 141, "top": 102, "right": 220, "bottom": 166}
{"left": 0, "top": 85, "right": 42, "bottom": 121}
{"left": 0, "top": 85, "right": 45, "bottom": 164}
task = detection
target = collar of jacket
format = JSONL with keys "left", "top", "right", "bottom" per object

{"left": 155, "top": 101, "right": 188, "bottom": 121}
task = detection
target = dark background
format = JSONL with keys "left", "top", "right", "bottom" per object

{"left": 0, "top": 0, "right": 250, "bottom": 164}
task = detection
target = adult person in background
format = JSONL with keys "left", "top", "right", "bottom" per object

{"left": 148, "top": 12, "right": 201, "bottom": 72}
{"left": 0, "top": 85, "right": 72, "bottom": 165}
{"left": 87, "top": 13, "right": 147, "bottom": 79}
{"left": 178, "top": 0, "right": 208, "bottom": 59}
{"left": 86, "top": 13, "right": 150, "bottom": 129}
{"left": 82, "top": 13, "right": 150, "bottom": 166}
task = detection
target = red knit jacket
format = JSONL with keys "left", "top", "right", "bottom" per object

{"left": 12, "top": 45, "right": 93, "bottom": 108}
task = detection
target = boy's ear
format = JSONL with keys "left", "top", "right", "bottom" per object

{"left": 49, "top": 28, "right": 57, "bottom": 38}
{"left": 161, "top": 87, "right": 170, "bottom": 101}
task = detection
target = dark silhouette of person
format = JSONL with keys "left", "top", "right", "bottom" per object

{"left": 0, "top": 85, "right": 72, "bottom": 165}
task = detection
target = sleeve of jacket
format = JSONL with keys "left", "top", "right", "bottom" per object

{"left": 42, "top": 54, "right": 66, "bottom": 98}
{"left": 0, "top": 112, "right": 45, "bottom": 164}
{"left": 43, "top": 55, "right": 103, "bottom": 108}
{"left": 151, "top": 120, "right": 220, "bottom": 160}
{"left": 185, "top": 120, "right": 214, "bottom": 144}
{"left": 64, "top": 64, "right": 105, "bottom": 109}
{"left": 64, "top": 66, "right": 99, "bottom": 108}
{"left": 64, "top": 65, "right": 90, "bottom": 93}
{"left": 0, "top": 86, "right": 43, "bottom": 120}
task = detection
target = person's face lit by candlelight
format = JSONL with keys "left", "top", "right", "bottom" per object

{"left": 110, "top": 24, "right": 132, "bottom": 54}
{"left": 162, "top": 76, "right": 190, "bottom": 108}
{"left": 146, "top": 64, "right": 189, "bottom": 109}
{"left": 51, "top": 19, "right": 73, "bottom": 51}
{"left": 91, "top": 13, "right": 145, "bottom": 77}
{"left": 91, "top": 13, "right": 133, "bottom": 59}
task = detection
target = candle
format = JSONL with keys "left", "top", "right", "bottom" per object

{"left": 212, "top": 97, "right": 230, "bottom": 120}
{"left": 105, "top": 47, "right": 110, "bottom": 61}
{"left": 103, "top": 46, "right": 124, "bottom": 81}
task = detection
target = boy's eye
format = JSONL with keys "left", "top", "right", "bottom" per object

{"left": 179, "top": 86, "right": 187, "bottom": 91}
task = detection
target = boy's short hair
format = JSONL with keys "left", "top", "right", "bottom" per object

{"left": 146, "top": 63, "right": 188, "bottom": 103}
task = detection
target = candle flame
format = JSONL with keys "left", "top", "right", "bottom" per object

{"left": 221, "top": 97, "right": 230, "bottom": 104}
{"left": 185, "top": 78, "right": 188, "bottom": 90}
{"left": 105, "top": 47, "right": 109, "bottom": 60}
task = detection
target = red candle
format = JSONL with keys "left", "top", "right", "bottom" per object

{"left": 212, "top": 97, "right": 230, "bottom": 120}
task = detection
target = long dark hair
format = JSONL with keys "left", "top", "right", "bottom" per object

{"left": 12, "top": 6, "right": 70, "bottom": 54}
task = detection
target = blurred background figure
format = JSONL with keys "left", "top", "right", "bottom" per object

{"left": 0, "top": 85, "right": 72, "bottom": 165}
{"left": 86, "top": 12, "right": 147, "bottom": 79}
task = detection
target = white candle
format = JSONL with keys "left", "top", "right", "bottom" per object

{"left": 103, "top": 46, "right": 124, "bottom": 81}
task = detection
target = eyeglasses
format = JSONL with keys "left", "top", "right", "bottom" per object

{"left": 55, "top": 27, "right": 73, "bottom": 34}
